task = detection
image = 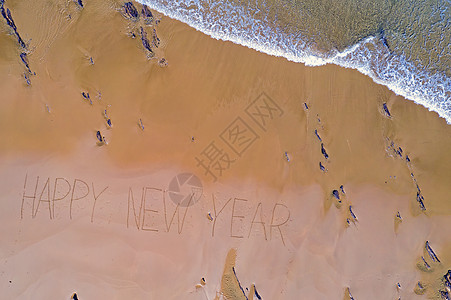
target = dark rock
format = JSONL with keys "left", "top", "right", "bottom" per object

{"left": 319, "top": 162, "right": 326, "bottom": 172}
{"left": 379, "top": 28, "right": 390, "bottom": 50}
{"left": 5, "top": 7, "right": 16, "bottom": 30}
{"left": 444, "top": 270, "right": 451, "bottom": 289}
{"left": 19, "top": 52, "right": 27, "bottom": 65}
{"left": 332, "top": 190, "right": 340, "bottom": 200}
{"left": 152, "top": 28, "right": 160, "bottom": 47}
{"left": 340, "top": 185, "right": 345, "bottom": 194}
{"left": 314, "top": 129, "right": 322, "bottom": 142}
{"left": 254, "top": 285, "right": 262, "bottom": 300}
{"left": 349, "top": 206, "right": 357, "bottom": 220}
{"left": 231, "top": 267, "right": 247, "bottom": 300}
{"left": 72, "top": 293, "right": 78, "bottom": 300}
{"left": 77, "top": 0, "right": 83, "bottom": 8}
{"left": 123, "top": 2, "right": 139, "bottom": 19}
{"left": 142, "top": 4, "right": 152, "bottom": 18}
{"left": 158, "top": 58, "right": 168, "bottom": 67}
{"left": 446, "top": 280, "right": 451, "bottom": 291}
{"left": 425, "top": 241, "right": 440, "bottom": 263}
{"left": 347, "top": 287, "right": 355, "bottom": 300}
{"left": 23, "top": 72, "right": 30, "bottom": 85}
{"left": 421, "top": 256, "right": 431, "bottom": 269}
{"left": 140, "top": 27, "right": 152, "bottom": 52}
{"left": 417, "top": 192, "right": 426, "bottom": 211}
{"left": 1, "top": 2, "right": 25, "bottom": 50}
{"left": 284, "top": 152, "right": 290, "bottom": 162}
{"left": 415, "top": 183, "right": 421, "bottom": 193}
{"left": 1, "top": 5, "right": 26, "bottom": 49}
{"left": 81, "top": 92, "right": 92, "bottom": 104}
{"left": 383, "top": 103, "right": 391, "bottom": 117}
{"left": 321, "top": 143, "right": 329, "bottom": 159}
{"left": 107, "top": 119, "right": 112, "bottom": 127}
{"left": 440, "top": 290, "right": 450, "bottom": 300}
{"left": 96, "top": 131, "right": 103, "bottom": 143}
{"left": 303, "top": 102, "right": 308, "bottom": 110}
{"left": 19, "top": 52, "right": 31, "bottom": 72}
{"left": 417, "top": 281, "right": 424, "bottom": 289}
{"left": 0, "top": 6, "right": 11, "bottom": 28}
{"left": 406, "top": 155, "right": 410, "bottom": 162}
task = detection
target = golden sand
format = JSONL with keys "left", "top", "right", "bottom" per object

{"left": 0, "top": 0, "right": 450, "bottom": 299}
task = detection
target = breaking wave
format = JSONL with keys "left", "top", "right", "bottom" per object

{"left": 137, "top": 0, "right": 451, "bottom": 123}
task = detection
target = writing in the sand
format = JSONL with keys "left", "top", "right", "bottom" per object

{"left": 126, "top": 189, "right": 290, "bottom": 245}
{"left": 20, "top": 174, "right": 290, "bottom": 245}
{"left": 20, "top": 174, "right": 108, "bottom": 222}
{"left": 208, "top": 195, "right": 290, "bottom": 246}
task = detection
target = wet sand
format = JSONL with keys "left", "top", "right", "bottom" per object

{"left": 0, "top": 0, "right": 450, "bottom": 299}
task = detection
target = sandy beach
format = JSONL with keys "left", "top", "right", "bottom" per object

{"left": 0, "top": 0, "right": 450, "bottom": 299}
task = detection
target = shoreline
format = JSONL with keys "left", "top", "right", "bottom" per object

{"left": 135, "top": 0, "right": 451, "bottom": 125}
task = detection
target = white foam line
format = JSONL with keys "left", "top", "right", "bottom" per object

{"left": 137, "top": 0, "right": 451, "bottom": 124}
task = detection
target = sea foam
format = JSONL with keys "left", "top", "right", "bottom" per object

{"left": 137, "top": 0, "right": 451, "bottom": 124}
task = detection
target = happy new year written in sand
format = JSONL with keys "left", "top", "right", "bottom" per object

{"left": 19, "top": 174, "right": 291, "bottom": 245}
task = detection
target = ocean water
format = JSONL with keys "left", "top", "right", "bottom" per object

{"left": 137, "top": 0, "right": 451, "bottom": 123}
